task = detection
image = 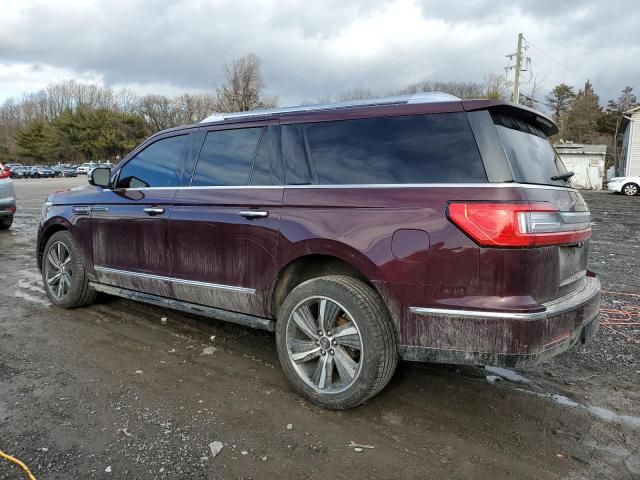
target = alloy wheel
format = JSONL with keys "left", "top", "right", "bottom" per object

{"left": 45, "top": 241, "right": 73, "bottom": 299}
{"left": 286, "top": 296, "right": 363, "bottom": 393}
{"left": 623, "top": 184, "right": 638, "bottom": 196}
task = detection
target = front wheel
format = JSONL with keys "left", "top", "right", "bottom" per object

{"left": 276, "top": 275, "right": 398, "bottom": 409}
{"left": 622, "top": 183, "right": 639, "bottom": 196}
{"left": 42, "top": 230, "right": 96, "bottom": 308}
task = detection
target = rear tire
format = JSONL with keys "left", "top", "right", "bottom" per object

{"left": 622, "top": 183, "right": 639, "bottom": 196}
{"left": 0, "top": 215, "right": 12, "bottom": 229}
{"left": 42, "top": 230, "right": 96, "bottom": 308}
{"left": 276, "top": 275, "right": 398, "bottom": 409}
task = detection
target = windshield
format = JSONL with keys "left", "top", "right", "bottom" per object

{"left": 492, "top": 113, "right": 570, "bottom": 187}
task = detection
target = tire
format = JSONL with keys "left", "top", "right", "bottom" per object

{"left": 0, "top": 215, "right": 12, "bottom": 230}
{"left": 276, "top": 275, "right": 398, "bottom": 409}
{"left": 42, "top": 230, "right": 96, "bottom": 308}
{"left": 622, "top": 183, "right": 639, "bottom": 196}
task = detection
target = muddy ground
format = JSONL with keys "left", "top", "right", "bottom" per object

{"left": 1, "top": 177, "right": 639, "bottom": 480}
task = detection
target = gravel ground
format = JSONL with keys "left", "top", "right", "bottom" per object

{"left": 0, "top": 178, "right": 639, "bottom": 479}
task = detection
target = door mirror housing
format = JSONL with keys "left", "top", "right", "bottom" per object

{"left": 89, "top": 167, "right": 111, "bottom": 188}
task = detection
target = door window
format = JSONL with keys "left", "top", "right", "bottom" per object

{"left": 192, "top": 128, "right": 263, "bottom": 186}
{"left": 116, "top": 135, "right": 187, "bottom": 188}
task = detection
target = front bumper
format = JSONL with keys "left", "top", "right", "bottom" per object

{"left": 0, "top": 199, "right": 16, "bottom": 217}
{"left": 400, "top": 274, "right": 601, "bottom": 368}
{"left": 606, "top": 182, "right": 623, "bottom": 192}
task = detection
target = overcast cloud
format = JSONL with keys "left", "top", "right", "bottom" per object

{"left": 0, "top": 0, "right": 638, "bottom": 107}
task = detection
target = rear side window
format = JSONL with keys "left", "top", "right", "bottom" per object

{"left": 301, "top": 113, "right": 485, "bottom": 184}
{"left": 116, "top": 135, "right": 187, "bottom": 188}
{"left": 492, "top": 113, "right": 569, "bottom": 186}
{"left": 192, "top": 128, "right": 263, "bottom": 186}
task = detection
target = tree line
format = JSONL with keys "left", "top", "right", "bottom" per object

{"left": 0, "top": 53, "right": 635, "bottom": 167}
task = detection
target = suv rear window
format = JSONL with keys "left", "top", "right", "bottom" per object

{"left": 300, "top": 113, "right": 486, "bottom": 185}
{"left": 492, "top": 113, "right": 569, "bottom": 187}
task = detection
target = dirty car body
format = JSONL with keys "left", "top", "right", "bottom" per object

{"left": 37, "top": 93, "right": 601, "bottom": 407}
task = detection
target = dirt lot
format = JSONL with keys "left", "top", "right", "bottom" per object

{"left": 1, "top": 177, "right": 639, "bottom": 480}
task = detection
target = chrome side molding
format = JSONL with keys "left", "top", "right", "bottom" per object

{"left": 89, "top": 282, "right": 274, "bottom": 332}
{"left": 94, "top": 266, "right": 256, "bottom": 294}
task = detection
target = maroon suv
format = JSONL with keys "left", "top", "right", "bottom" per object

{"left": 37, "top": 93, "right": 600, "bottom": 409}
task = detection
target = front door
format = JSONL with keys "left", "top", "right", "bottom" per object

{"left": 91, "top": 133, "right": 191, "bottom": 297}
{"left": 169, "top": 124, "right": 283, "bottom": 318}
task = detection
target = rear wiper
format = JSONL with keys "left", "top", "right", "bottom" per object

{"left": 551, "top": 171, "right": 575, "bottom": 181}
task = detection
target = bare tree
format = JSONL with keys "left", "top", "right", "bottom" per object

{"left": 483, "top": 74, "right": 511, "bottom": 100}
{"left": 215, "top": 54, "right": 277, "bottom": 112}
{"left": 337, "top": 88, "right": 376, "bottom": 101}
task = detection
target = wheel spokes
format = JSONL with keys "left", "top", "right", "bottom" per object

{"left": 333, "top": 322, "right": 361, "bottom": 349}
{"left": 289, "top": 339, "right": 322, "bottom": 363}
{"left": 333, "top": 346, "right": 358, "bottom": 383}
{"left": 292, "top": 305, "right": 320, "bottom": 340}
{"left": 47, "top": 272, "right": 62, "bottom": 286}
{"left": 311, "top": 353, "right": 334, "bottom": 389}
{"left": 318, "top": 299, "right": 340, "bottom": 333}
{"left": 47, "top": 250, "right": 60, "bottom": 269}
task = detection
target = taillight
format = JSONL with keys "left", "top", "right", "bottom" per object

{"left": 0, "top": 165, "right": 9, "bottom": 179}
{"left": 447, "top": 202, "right": 591, "bottom": 247}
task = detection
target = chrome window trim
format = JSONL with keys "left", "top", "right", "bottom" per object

{"left": 102, "top": 182, "right": 578, "bottom": 192}
{"left": 94, "top": 266, "right": 255, "bottom": 294}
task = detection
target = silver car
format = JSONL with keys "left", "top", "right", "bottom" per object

{"left": 0, "top": 163, "right": 16, "bottom": 229}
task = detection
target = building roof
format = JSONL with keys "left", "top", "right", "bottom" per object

{"left": 624, "top": 105, "right": 640, "bottom": 115}
{"left": 554, "top": 142, "right": 607, "bottom": 154}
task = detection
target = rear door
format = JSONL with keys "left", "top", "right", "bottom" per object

{"left": 91, "top": 133, "right": 192, "bottom": 297}
{"left": 168, "top": 124, "right": 283, "bottom": 317}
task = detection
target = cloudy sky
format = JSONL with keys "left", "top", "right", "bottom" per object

{"left": 0, "top": 0, "right": 638, "bottom": 108}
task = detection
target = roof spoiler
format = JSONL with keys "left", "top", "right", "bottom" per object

{"left": 463, "top": 100, "right": 559, "bottom": 136}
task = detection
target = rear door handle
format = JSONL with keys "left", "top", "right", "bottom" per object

{"left": 239, "top": 210, "right": 269, "bottom": 219}
{"left": 143, "top": 207, "right": 165, "bottom": 215}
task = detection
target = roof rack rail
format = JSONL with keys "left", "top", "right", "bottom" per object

{"left": 200, "top": 91, "right": 461, "bottom": 123}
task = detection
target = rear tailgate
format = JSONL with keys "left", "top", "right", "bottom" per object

{"left": 489, "top": 110, "right": 592, "bottom": 302}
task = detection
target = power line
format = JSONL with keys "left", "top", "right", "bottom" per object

{"left": 523, "top": 38, "right": 590, "bottom": 82}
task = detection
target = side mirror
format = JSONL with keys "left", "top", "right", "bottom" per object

{"left": 89, "top": 167, "right": 111, "bottom": 188}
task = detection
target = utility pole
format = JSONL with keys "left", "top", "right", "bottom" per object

{"left": 513, "top": 33, "right": 523, "bottom": 104}
{"left": 505, "top": 33, "right": 529, "bottom": 104}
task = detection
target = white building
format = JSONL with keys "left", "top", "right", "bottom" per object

{"left": 554, "top": 142, "right": 607, "bottom": 190}
{"left": 619, "top": 105, "right": 640, "bottom": 176}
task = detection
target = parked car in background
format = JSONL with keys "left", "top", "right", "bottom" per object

{"left": 58, "top": 166, "right": 78, "bottom": 177}
{"left": 0, "top": 162, "right": 16, "bottom": 229}
{"left": 5, "top": 163, "right": 23, "bottom": 170}
{"left": 22, "top": 166, "right": 39, "bottom": 178}
{"left": 76, "top": 162, "right": 99, "bottom": 174}
{"left": 9, "top": 166, "right": 29, "bottom": 179}
{"left": 37, "top": 93, "right": 601, "bottom": 409}
{"left": 34, "top": 166, "right": 56, "bottom": 178}
{"left": 52, "top": 164, "right": 78, "bottom": 177}
{"left": 607, "top": 176, "right": 640, "bottom": 196}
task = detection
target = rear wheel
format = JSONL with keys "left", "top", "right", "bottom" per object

{"left": 0, "top": 215, "right": 12, "bottom": 229}
{"left": 42, "top": 231, "right": 96, "bottom": 308}
{"left": 622, "top": 183, "right": 639, "bottom": 196}
{"left": 276, "top": 275, "right": 398, "bottom": 409}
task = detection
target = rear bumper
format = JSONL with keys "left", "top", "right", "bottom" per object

{"left": 400, "top": 274, "right": 601, "bottom": 368}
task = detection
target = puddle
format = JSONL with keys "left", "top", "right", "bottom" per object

{"left": 485, "top": 366, "right": 531, "bottom": 384}
{"left": 518, "top": 389, "right": 640, "bottom": 429}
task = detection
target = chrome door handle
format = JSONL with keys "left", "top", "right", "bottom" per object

{"left": 143, "top": 207, "right": 165, "bottom": 215}
{"left": 239, "top": 210, "right": 269, "bottom": 219}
